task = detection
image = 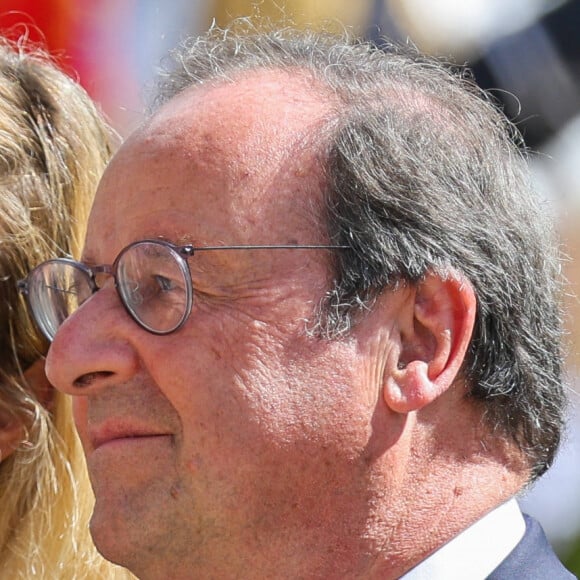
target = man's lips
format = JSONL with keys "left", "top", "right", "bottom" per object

{"left": 88, "top": 422, "right": 172, "bottom": 452}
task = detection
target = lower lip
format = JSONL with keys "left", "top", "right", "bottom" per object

{"left": 93, "top": 434, "right": 171, "bottom": 453}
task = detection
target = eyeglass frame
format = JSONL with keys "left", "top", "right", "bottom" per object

{"left": 17, "top": 238, "right": 349, "bottom": 341}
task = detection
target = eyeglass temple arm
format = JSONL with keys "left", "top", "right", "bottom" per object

{"left": 184, "top": 244, "right": 349, "bottom": 255}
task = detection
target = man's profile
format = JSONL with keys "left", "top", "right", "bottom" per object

{"left": 22, "top": 23, "right": 574, "bottom": 579}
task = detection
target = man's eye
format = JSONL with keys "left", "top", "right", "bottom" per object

{"left": 154, "top": 275, "right": 176, "bottom": 292}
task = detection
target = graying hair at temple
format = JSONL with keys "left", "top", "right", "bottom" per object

{"left": 151, "top": 21, "right": 566, "bottom": 481}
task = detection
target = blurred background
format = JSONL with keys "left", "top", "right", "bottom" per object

{"left": 1, "top": 0, "right": 578, "bottom": 572}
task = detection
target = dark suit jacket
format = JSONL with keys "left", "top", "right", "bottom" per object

{"left": 487, "top": 514, "right": 577, "bottom": 579}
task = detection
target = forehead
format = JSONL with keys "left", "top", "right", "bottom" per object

{"left": 86, "top": 70, "right": 334, "bottom": 256}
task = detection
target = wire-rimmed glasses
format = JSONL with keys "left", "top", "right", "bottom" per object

{"left": 17, "top": 239, "right": 347, "bottom": 341}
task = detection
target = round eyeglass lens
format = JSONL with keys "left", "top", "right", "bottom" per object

{"left": 115, "top": 241, "right": 192, "bottom": 334}
{"left": 28, "top": 260, "right": 94, "bottom": 341}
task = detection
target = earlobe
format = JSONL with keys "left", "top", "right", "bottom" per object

{"left": 383, "top": 270, "right": 476, "bottom": 414}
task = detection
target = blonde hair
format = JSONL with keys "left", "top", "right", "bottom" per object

{"left": 0, "top": 37, "right": 131, "bottom": 578}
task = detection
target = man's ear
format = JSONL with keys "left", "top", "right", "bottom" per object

{"left": 383, "top": 270, "right": 476, "bottom": 414}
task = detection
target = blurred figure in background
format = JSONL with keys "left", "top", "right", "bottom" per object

{"left": 0, "top": 37, "right": 130, "bottom": 578}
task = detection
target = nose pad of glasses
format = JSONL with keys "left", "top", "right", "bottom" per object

{"left": 94, "top": 270, "right": 113, "bottom": 290}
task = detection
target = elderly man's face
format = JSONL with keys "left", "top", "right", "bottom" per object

{"left": 46, "top": 72, "right": 404, "bottom": 576}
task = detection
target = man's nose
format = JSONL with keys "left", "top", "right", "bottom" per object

{"left": 45, "top": 286, "right": 140, "bottom": 396}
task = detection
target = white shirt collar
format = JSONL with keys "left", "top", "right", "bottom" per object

{"left": 400, "top": 499, "right": 526, "bottom": 580}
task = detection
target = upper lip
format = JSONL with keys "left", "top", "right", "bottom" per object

{"left": 88, "top": 420, "right": 171, "bottom": 451}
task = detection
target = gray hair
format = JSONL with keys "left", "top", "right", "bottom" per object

{"left": 152, "top": 22, "right": 566, "bottom": 481}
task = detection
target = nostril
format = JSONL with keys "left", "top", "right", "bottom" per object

{"left": 73, "top": 371, "right": 115, "bottom": 389}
